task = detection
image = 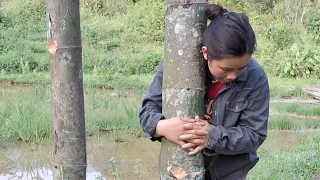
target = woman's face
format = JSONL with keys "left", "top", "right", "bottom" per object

{"left": 202, "top": 46, "right": 251, "bottom": 84}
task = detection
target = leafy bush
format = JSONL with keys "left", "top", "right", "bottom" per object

{"left": 283, "top": 0, "right": 313, "bottom": 24}
{"left": 123, "top": 0, "right": 165, "bottom": 43}
{"left": 305, "top": 11, "right": 320, "bottom": 42}
{"left": 1, "top": 0, "right": 46, "bottom": 23}
{"left": 84, "top": 0, "right": 132, "bottom": 18}
{"left": 213, "top": 0, "right": 246, "bottom": 12}
{"left": 274, "top": 43, "right": 320, "bottom": 78}
{"left": 247, "top": 0, "right": 278, "bottom": 13}
{"left": 138, "top": 52, "right": 162, "bottom": 74}
{"left": 0, "top": 0, "right": 319, "bottom": 79}
{"left": 265, "top": 23, "right": 296, "bottom": 49}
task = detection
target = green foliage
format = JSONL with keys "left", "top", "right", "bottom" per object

{"left": 1, "top": 0, "right": 320, "bottom": 79}
{"left": 271, "top": 103, "right": 320, "bottom": 117}
{"left": 0, "top": 86, "right": 143, "bottom": 143}
{"left": 269, "top": 115, "right": 320, "bottom": 130}
{"left": 305, "top": 11, "right": 320, "bottom": 42}
{"left": 247, "top": 0, "right": 277, "bottom": 13}
{"left": 110, "top": 157, "right": 122, "bottom": 179}
{"left": 283, "top": 0, "right": 313, "bottom": 25}
{"left": 249, "top": 135, "right": 320, "bottom": 179}
{"left": 84, "top": 0, "right": 132, "bottom": 18}
{"left": 1, "top": 0, "right": 45, "bottom": 23}
{"left": 265, "top": 23, "right": 295, "bottom": 49}
{"left": 274, "top": 43, "right": 320, "bottom": 78}
{"left": 214, "top": 0, "right": 246, "bottom": 12}
{"left": 123, "top": 0, "right": 165, "bottom": 43}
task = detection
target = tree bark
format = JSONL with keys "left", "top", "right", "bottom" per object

{"left": 46, "top": 0, "right": 86, "bottom": 179}
{"left": 161, "top": 0, "right": 207, "bottom": 179}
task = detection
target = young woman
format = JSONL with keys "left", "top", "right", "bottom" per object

{"left": 139, "top": 4, "right": 270, "bottom": 180}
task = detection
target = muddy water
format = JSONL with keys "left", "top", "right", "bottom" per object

{"left": 0, "top": 134, "right": 160, "bottom": 180}
{"left": 0, "top": 131, "right": 318, "bottom": 180}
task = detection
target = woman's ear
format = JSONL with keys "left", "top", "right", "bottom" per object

{"left": 202, "top": 46, "right": 208, "bottom": 60}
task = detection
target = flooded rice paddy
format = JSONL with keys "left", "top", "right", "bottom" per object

{"left": 0, "top": 131, "right": 317, "bottom": 180}
{"left": 0, "top": 85, "right": 319, "bottom": 179}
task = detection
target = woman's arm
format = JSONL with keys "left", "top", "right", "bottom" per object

{"left": 206, "top": 74, "right": 270, "bottom": 155}
{"left": 139, "top": 61, "right": 165, "bottom": 141}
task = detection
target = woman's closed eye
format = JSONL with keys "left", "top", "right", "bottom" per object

{"left": 221, "top": 67, "right": 233, "bottom": 72}
{"left": 221, "top": 66, "right": 247, "bottom": 72}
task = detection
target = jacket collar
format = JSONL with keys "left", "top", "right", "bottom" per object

{"left": 234, "top": 67, "right": 248, "bottom": 82}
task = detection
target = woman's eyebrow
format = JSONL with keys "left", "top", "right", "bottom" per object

{"left": 220, "top": 64, "right": 247, "bottom": 70}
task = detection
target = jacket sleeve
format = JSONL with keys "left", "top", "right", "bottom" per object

{"left": 205, "top": 73, "right": 270, "bottom": 155}
{"left": 139, "top": 61, "right": 165, "bottom": 141}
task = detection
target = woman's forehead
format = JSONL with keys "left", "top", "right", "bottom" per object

{"left": 215, "top": 53, "right": 251, "bottom": 68}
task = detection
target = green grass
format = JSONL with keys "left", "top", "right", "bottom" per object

{"left": 0, "top": 0, "right": 164, "bottom": 76}
{"left": 0, "top": 86, "right": 51, "bottom": 143}
{"left": 0, "top": 86, "right": 144, "bottom": 144}
{"left": 1, "top": 0, "right": 320, "bottom": 79}
{"left": 267, "top": 75, "right": 320, "bottom": 99}
{"left": 0, "top": 72, "right": 151, "bottom": 91}
{"left": 271, "top": 103, "right": 320, "bottom": 117}
{"left": 269, "top": 103, "right": 320, "bottom": 130}
{"left": 249, "top": 133, "right": 320, "bottom": 179}
{"left": 268, "top": 115, "right": 320, "bottom": 130}
{"left": 2, "top": 72, "right": 320, "bottom": 99}
{"left": 2, "top": 84, "right": 320, "bottom": 144}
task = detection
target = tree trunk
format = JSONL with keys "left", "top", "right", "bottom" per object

{"left": 161, "top": 0, "right": 207, "bottom": 179}
{"left": 46, "top": 0, "right": 87, "bottom": 179}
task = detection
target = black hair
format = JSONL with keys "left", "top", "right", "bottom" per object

{"left": 203, "top": 4, "right": 256, "bottom": 60}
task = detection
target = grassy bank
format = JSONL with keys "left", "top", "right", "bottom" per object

{"left": 0, "top": 72, "right": 154, "bottom": 90}
{"left": 2, "top": 72, "right": 320, "bottom": 99}
{"left": 0, "top": 86, "right": 144, "bottom": 144}
{"left": 1, "top": 85, "right": 320, "bottom": 144}
{"left": 1, "top": 0, "right": 320, "bottom": 79}
{"left": 249, "top": 133, "right": 320, "bottom": 179}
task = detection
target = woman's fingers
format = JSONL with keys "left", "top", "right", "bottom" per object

{"left": 182, "top": 123, "right": 194, "bottom": 130}
{"left": 180, "top": 133, "right": 207, "bottom": 141}
{"left": 182, "top": 130, "right": 208, "bottom": 136}
{"left": 176, "top": 140, "right": 187, "bottom": 146}
{"left": 182, "top": 143, "right": 197, "bottom": 149}
{"left": 194, "top": 121, "right": 207, "bottom": 126}
{"left": 183, "top": 122, "right": 206, "bottom": 130}
{"left": 186, "top": 139, "right": 204, "bottom": 145}
{"left": 189, "top": 145, "right": 205, "bottom": 155}
{"left": 179, "top": 117, "right": 196, "bottom": 123}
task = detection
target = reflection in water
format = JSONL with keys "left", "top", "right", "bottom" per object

{"left": 0, "top": 131, "right": 316, "bottom": 180}
{"left": 0, "top": 134, "right": 160, "bottom": 180}
{"left": 0, "top": 166, "right": 104, "bottom": 180}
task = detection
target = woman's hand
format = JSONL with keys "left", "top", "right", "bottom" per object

{"left": 179, "top": 116, "right": 211, "bottom": 155}
{"left": 156, "top": 117, "right": 208, "bottom": 148}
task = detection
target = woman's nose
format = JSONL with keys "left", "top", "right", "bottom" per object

{"left": 226, "top": 72, "right": 237, "bottom": 81}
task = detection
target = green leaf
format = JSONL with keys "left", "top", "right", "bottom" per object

{"left": 284, "top": 62, "right": 291, "bottom": 73}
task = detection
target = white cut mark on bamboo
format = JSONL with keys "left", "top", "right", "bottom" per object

{"left": 178, "top": 49, "right": 183, "bottom": 56}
